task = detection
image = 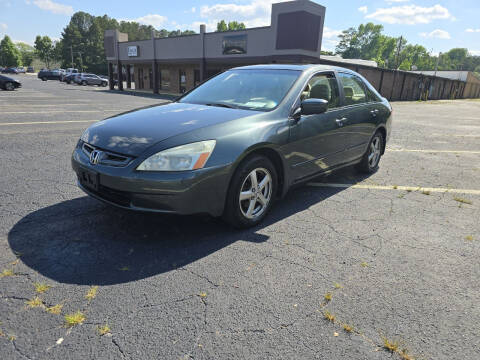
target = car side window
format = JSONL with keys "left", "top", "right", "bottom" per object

{"left": 338, "top": 73, "right": 367, "bottom": 106}
{"left": 301, "top": 73, "right": 340, "bottom": 109}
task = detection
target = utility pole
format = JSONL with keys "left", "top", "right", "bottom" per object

{"left": 70, "top": 46, "right": 74, "bottom": 68}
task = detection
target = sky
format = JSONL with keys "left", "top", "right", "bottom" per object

{"left": 0, "top": 0, "right": 479, "bottom": 55}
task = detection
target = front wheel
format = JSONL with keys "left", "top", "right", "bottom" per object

{"left": 223, "top": 155, "right": 277, "bottom": 228}
{"left": 42, "top": 77, "right": 47, "bottom": 81}
{"left": 82, "top": 80, "right": 87, "bottom": 86}
{"left": 356, "top": 131, "right": 384, "bottom": 173}
{"left": 5, "top": 82, "right": 15, "bottom": 91}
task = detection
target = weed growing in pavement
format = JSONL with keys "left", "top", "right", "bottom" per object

{"left": 26, "top": 297, "right": 43, "bottom": 308}
{"left": 64, "top": 311, "right": 86, "bottom": 327}
{"left": 383, "top": 337, "right": 399, "bottom": 353}
{"left": 334, "top": 283, "right": 343, "bottom": 289}
{"left": 324, "top": 311, "right": 335, "bottom": 323}
{"left": 46, "top": 304, "right": 63, "bottom": 315}
{"left": 85, "top": 286, "right": 98, "bottom": 301}
{"left": 360, "top": 262, "right": 369, "bottom": 268}
{"left": 34, "top": 283, "right": 52, "bottom": 294}
{"left": 324, "top": 293, "right": 333, "bottom": 302}
{"left": 465, "top": 235, "right": 474, "bottom": 241}
{"left": 97, "top": 324, "right": 111, "bottom": 336}
{"left": 343, "top": 324, "right": 354, "bottom": 333}
{"left": 421, "top": 190, "right": 430, "bottom": 195}
{"left": 0, "top": 269, "right": 14, "bottom": 278}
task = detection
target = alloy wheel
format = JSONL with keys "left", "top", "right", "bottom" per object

{"left": 5, "top": 82, "right": 14, "bottom": 91}
{"left": 368, "top": 136, "right": 382, "bottom": 168}
{"left": 239, "top": 168, "right": 272, "bottom": 219}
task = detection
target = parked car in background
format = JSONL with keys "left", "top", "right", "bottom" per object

{"left": 100, "top": 75, "right": 117, "bottom": 86}
{"left": 60, "top": 68, "right": 78, "bottom": 82}
{"left": 75, "top": 73, "right": 108, "bottom": 86}
{"left": 2, "top": 67, "right": 18, "bottom": 74}
{"left": 16, "top": 67, "right": 26, "bottom": 74}
{"left": 0, "top": 74, "right": 22, "bottom": 91}
{"left": 64, "top": 73, "right": 81, "bottom": 84}
{"left": 38, "top": 69, "right": 61, "bottom": 81}
{"left": 73, "top": 64, "right": 392, "bottom": 228}
{"left": 27, "top": 66, "right": 35, "bottom": 73}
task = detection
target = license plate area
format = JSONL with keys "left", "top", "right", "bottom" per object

{"left": 79, "top": 169, "right": 99, "bottom": 192}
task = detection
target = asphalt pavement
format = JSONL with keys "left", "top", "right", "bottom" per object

{"left": 1, "top": 74, "right": 479, "bottom": 360}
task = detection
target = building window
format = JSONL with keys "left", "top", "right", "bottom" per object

{"left": 222, "top": 35, "right": 247, "bottom": 55}
{"left": 194, "top": 69, "right": 201, "bottom": 87}
{"left": 160, "top": 69, "right": 170, "bottom": 91}
{"left": 179, "top": 69, "right": 186, "bottom": 93}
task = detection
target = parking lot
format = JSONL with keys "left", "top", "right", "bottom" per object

{"left": 1, "top": 75, "right": 479, "bottom": 360}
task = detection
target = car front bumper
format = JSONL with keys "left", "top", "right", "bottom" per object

{"left": 71, "top": 147, "right": 232, "bottom": 217}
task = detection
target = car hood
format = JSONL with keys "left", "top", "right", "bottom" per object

{"left": 81, "top": 102, "right": 259, "bottom": 156}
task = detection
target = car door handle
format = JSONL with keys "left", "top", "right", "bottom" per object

{"left": 336, "top": 118, "right": 347, "bottom": 127}
{"left": 371, "top": 109, "right": 379, "bottom": 116}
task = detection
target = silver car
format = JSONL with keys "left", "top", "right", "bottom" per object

{"left": 76, "top": 73, "right": 108, "bottom": 87}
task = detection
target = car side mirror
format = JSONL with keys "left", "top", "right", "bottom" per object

{"left": 301, "top": 98, "right": 329, "bottom": 115}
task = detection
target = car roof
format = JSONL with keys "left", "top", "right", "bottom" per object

{"left": 231, "top": 64, "right": 354, "bottom": 74}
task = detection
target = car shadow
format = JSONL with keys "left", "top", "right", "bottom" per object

{"left": 7, "top": 167, "right": 370, "bottom": 285}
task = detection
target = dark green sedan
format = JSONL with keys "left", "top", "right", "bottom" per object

{"left": 72, "top": 64, "right": 392, "bottom": 228}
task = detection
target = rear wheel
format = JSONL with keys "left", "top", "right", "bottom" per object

{"left": 42, "top": 77, "right": 47, "bottom": 81}
{"left": 356, "top": 131, "right": 384, "bottom": 173}
{"left": 223, "top": 155, "right": 277, "bottom": 228}
{"left": 82, "top": 80, "right": 87, "bottom": 86}
{"left": 5, "top": 82, "right": 15, "bottom": 91}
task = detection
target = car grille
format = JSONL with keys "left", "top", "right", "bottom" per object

{"left": 82, "top": 143, "right": 133, "bottom": 167}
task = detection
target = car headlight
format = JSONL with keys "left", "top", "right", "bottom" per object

{"left": 137, "top": 140, "right": 216, "bottom": 172}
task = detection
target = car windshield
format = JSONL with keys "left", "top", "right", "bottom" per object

{"left": 179, "top": 69, "right": 301, "bottom": 111}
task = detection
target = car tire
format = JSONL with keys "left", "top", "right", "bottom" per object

{"left": 102, "top": 82, "right": 107, "bottom": 87}
{"left": 223, "top": 155, "right": 277, "bottom": 228}
{"left": 356, "top": 131, "right": 384, "bottom": 174}
{"left": 42, "top": 77, "right": 47, "bottom": 81}
{"left": 82, "top": 81, "right": 87, "bottom": 86}
{"left": 5, "top": 82, "right": 15, "bottom": 91}
{"left": 66, "top": 80, "right": 70, "bottom": 84}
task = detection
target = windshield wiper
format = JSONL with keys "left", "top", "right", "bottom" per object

{"left": 204, "top": 102, "right": 238, "bottom": 109}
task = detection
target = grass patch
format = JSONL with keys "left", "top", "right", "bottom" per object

{"left": 324, "top": 293, "right": 332, "bottom": 302}
{"left": 453, "top": 197, "right": 473, "bottom": 205}
{"left": 64, "top": 311, "right": 86, "bottom": 327}
{"left": 360, "top": 261, "right": 369, "bottom": 268}
{"left": 421, "top": 190, "right": 431, "bottom": 195}
{"left": 465, "top": 235, "right": 474, "bottom": 241}
{"left": 399, "top": 349, "right": 414, "bottom": 360}
{"left": 198, "top": 292, "right": 207, "bottom": 298}
{"left": 85, "top": 286, "right": 98, "bottom": 301}
{"left": 46, "top": 304, "right": 63, "bottom": 315}
{"left": 26, "top": 297, "right": 43, "bottom": 308}
{"left": 0, "top": 269, "right": 14, "bottom": 278}
{"left": 383, "top": 337, "right": 399, "bottom": 353}
{"left": 324, "top": 311, "right": 335, "bottom": 323}
{"left": 97, "top": 324, "right": 111, "bottom": 336}
{"left": 34, "top": 282, "right": 52, "bottom": 294}
{"left": 343, "top": 324, "right": 354, "bottom": 333}
{"left": 334, "top": 283, "right": 343, "bottom": 289}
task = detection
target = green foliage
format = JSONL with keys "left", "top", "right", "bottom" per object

{"left": 335, "top": 23, "right": 480, "bottom": 72}
{"left": 216, "top": 20, "right": 246, "bottom": 32}
{"left": 0, "top": 35, "right": 22, "bottom": 67}
{"left": 16, "top": 42, "right": 35, "bottom": 67}
{"left": 34, "top": 35, "right": 54, "bottom": 68}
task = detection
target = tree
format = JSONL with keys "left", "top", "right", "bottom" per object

{"left": 16, "top": 42, "right": 35, "bottom": 67}
{"left": 216, "top": 20, "right": 246, "bottom": 32}
{"left": 0, "top": 35, "right": 22, "bottom": 67}
{"left": 34, "top": 35, "right": 54, "bottom": 68}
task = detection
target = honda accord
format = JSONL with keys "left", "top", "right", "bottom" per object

{"left": 72, "top": 64, "right": 392, "bottom": 228}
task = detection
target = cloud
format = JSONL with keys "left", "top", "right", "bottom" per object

{"left": 385, "top": 0, "right": 410, "bottom": 3}
{"left": 130, "top": 14, "right": 168, "bottom": 28}
{"left": 358, "top": 6, "right": 368, "bottom": 14}
{"left": 31, "top": 0, "right": 73, "bottom": 15}
{"left": 366, "top": 4, "right": 453, "bottom": 25}
{"left": 469, "top": 50, "right": 480, "bottom": 56}
{"left": 199, "top": 0, "right": 289, "bottom": 28}
{"left": 0, "top": 23, "right": 7, "bottom": 30}
{"left": 466, "top": 28, "right": 480, "bottom": 33}
{"left": 323, "top": 26, "right": 342, "bottom": 39}
{"left": 419, "top": 29, "right": 451, "bottom": 39}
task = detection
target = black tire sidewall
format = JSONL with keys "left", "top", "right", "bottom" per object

{"left": 6, "top": 82, "right": 14, "bottom": 91}
{"left": 224, "top": 155, "right": 277, "bottom": 228}
{"left": 358, "top": 131, "right": 384, "bottom": 173}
